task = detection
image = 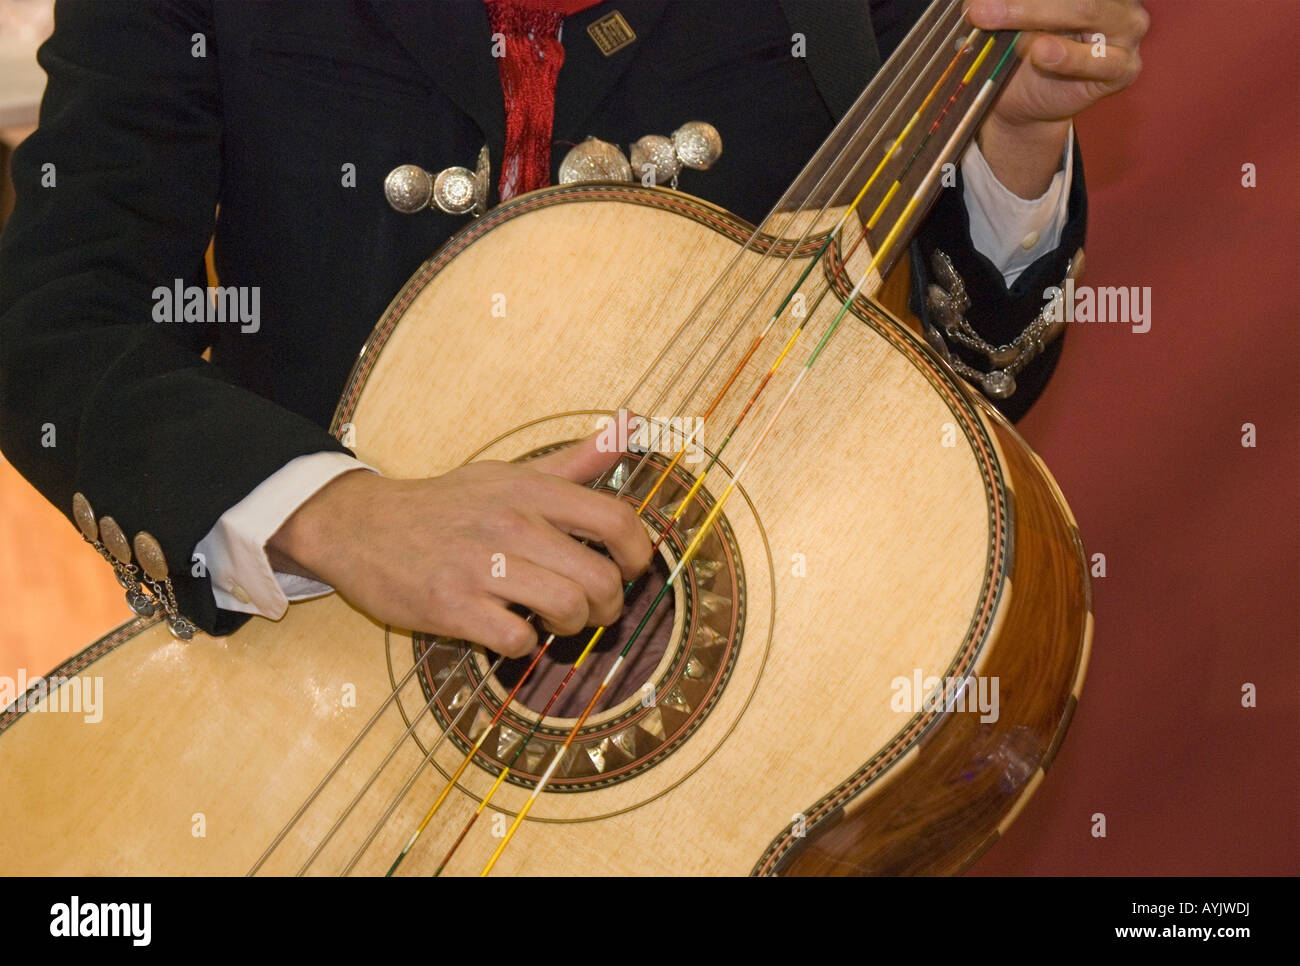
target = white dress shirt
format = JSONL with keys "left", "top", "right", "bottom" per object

{"left": 198, "top": 130, "right": 1075, "bottom": 618}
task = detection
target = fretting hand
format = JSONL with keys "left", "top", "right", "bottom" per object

{"left": 966, "top": 0, "right": 1149, "bottom": 197}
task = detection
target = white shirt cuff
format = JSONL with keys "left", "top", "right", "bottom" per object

{"left": 195, "top": 451, "right": 375, "bottom": 619}
{"left": 961, "top": 124, "right": 1074, "bottom": 287}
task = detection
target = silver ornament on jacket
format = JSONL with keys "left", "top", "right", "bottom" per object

{"left": 384, "top": 145, "right": 490, "bottom": 217}
{"left": 629, "top": 134, "right": 680, "bottom": 185}
{"left": 559, "top": 122, "right": 723, "bottom": 190}
{"left": 671, "top": 121, "right": 722, "bottom": 170}
{"left": 558, "top": 137, "right": 633, "bottom": 184}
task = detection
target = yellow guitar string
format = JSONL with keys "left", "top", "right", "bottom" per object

{"left": 389, "top": 24, "right": 1013, "bottom": 877}
{"left": 437, "top": 48, "right": 983, "bottom": 875}
{"left": 480, "top": 32, "right": 1013, "bottom": 878}
{"left": 384, "top": 29, "right": 985, "bottom": 875}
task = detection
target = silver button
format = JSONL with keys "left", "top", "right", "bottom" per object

{"left": 432, "top": 166, "right": 479, "bottom": 215}
{"left": 558, "top": 137, "right": 632, "bottom": 184}
{"left": 98, "top": 516, "right": 132, "bottom": 565}
{"left": 386, "top": 147, "right": 489, "bottom": 217}
{"left": 672, "top": 121, "right": 722, "bottom": 171}
{"left": 630, "top": 134, "right": 680, "bottom": 184}
{"left": 384, "top": 164, "right": 433, "bottom": 214}
{"left": 72, "top": 492, "right": 98, "bottom": 542}
{"left": 132, "top": 532, "right": 170, "bottom": 581}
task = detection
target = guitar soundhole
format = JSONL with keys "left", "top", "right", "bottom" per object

{"left": 413, "top": 448, "right": 747, "bottom": 792}
{"left": 492, "top": 550, "right": 676, "bottom": 717}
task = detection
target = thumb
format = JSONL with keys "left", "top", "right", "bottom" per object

{"left": 528, "top": 415, "right": 641, "bottom": 484}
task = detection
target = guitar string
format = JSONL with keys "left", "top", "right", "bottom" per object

{"left": 293, "top": 647, "right": 529, "bottom": 874}
{"left": 482, "top": 35, "right": 1023, "bottom": 875}
{"left": 418, "top": 29, "right": 1004, "bottom": 876}
{"left": 255, "top": 0, "right": 965, "bottom": 875}
{"left": 376, "top": 8, "right": 980, "bottom": 877}
{"left": 368, "top": 12, "right": 976, "bottom": 874}
{"left": 333, "top": 664, "right": 509, "bottom": 875}
{"left": 429, "top": 606, "right": 627, "bottom": 875}
{"left": 604, "top": 0, "right": 964, "bottom": 421}
{"left": 245, "top": 645, "right": 476, "bottom": 875}
{"left": 376, "top": 601, "right": 616, "bottom": 875}
{"left": 416, "top": 23, "right": 984, "bottom": 876}
{"left": 313, "top": 2, "right": 967, "bottom": 876}
{"left": 608, "top": 20, "right": 977, "bottom": 509}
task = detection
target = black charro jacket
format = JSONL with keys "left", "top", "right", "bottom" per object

{"left": 0, "top": 0, "right": 1085, "bottom": 636}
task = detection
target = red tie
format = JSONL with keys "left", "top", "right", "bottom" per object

{"left": 484, "top": 0, "right": 604, "bottom": 201}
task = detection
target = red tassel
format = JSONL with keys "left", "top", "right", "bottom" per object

{"left": 486, "top": 0, "right": 604, "bottom": 201}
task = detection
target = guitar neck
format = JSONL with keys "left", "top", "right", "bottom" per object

{"left": 767, "top": 0, "right": 1021, "bottom": 282}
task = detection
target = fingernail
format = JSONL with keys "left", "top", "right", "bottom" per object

{"left": 970, "top": 0, "right": 1007, "bottom": 25}
{"left": 1039, "top": 37, "right": 1067, "bottom": 66}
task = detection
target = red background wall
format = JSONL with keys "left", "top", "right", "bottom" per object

{"left": 971, "top": 0, "right": 1299, "bottom": 875}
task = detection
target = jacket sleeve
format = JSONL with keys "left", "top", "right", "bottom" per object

{"left": 0, "top": 0, "right": 352, "bottom": 636}
{"left": 910, "top": 132, "right": 1088, "bottom": 422}
{"left": 867, "top": 0, "right": 1089, "bottom": 422}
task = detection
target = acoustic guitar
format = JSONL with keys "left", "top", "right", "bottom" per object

{"left": 0, "top": 1, "right": 1091, "bottom": 876}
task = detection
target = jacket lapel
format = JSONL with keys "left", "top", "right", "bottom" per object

{"left": 776, "top": 0, "right": 881, "bottom": 121}
{"left": 366, "top": 0, "right": 506, "bottom": 161}
{"left": 364, "top": 0, "right": 880, "bottom": 189}
{"left": 553, "top": 1, "right": 671, "bottom": 139}
{"left": 366, "top": 0, "right": 670, "bottom": 194}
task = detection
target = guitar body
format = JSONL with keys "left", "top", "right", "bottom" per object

{"left": 0, "top": 185, "right": 1091, "bottom": 876}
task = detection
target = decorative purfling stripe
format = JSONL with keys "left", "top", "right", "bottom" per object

{"left": 748, "top": 247, "right": 1009, "bottom": 876}
{"left": 0, "top": 614, "right": 164, "bottom": 735}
